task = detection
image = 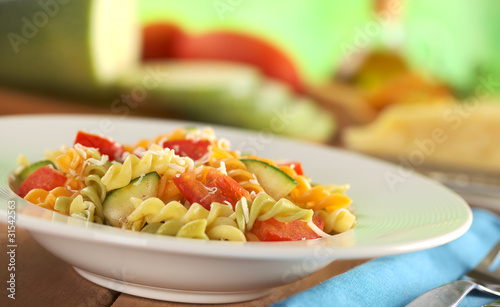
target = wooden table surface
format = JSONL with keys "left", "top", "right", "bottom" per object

{"left": 0, "top": 86, "right": 370, "bottom": 307}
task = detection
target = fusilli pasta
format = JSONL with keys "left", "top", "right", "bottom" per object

{"left": 14, "top": 127, "right": 356, "bottom": 242}
{"left": 101, "top": 146, "right": 193, "bottom": 191}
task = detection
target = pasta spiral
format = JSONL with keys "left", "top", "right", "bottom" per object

{"left": 55, "top": 145, "right": 101, "bottom": 176}
{"left": 157, "top": 175, "right": 182, "bottom": 203}
{"left": 290, "top": 184, "right": 352, "bottom": 213}
{"left": 54, "top": 195, "right": 99, "bottom": 223}
{"left": 316, "top": 208, "right": 356, "bottom": 234}
{"left": 77, "top": 174, "right": 107, "bottom": 222}
{"left": 101, "top": 146, "right": 194, "bottom": 191}
{"left": 209, "top": 141, "right": 237, "bottom": 164}
{"left": 235, "top": 193, "right": 314, "bottom": 232}
{"left": 127, "top": 198, "right": 246, "bottom": 241}
{"left": 53, "top": 145, "right": 106, "bottom": 192}
{"left": 24, "top": 187, "right": 76, "bottom": 210}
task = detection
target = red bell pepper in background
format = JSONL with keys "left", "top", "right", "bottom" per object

{"left": 162, "top": 139, "right": 211, "bottom": 161}
{"left": 251, "top": 215, "right": 324, "bottom": 241}
{"left": 173, "top": 167, "right": 250, "bottom": 209}
{"left": 17, "top": 166, "right": 67, "bottom": 198}
{"left": 171, "top": 31, "right": 304, "bottom": 93}
{"left": 74, "top": 131, "right": 126, "bottom": 161}
{"left": 142, "top": 22, "right": 187, "bottom": 60}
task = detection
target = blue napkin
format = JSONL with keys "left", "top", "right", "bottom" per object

{"left": 273, "top": 208, "right": 500, "bottom": 307}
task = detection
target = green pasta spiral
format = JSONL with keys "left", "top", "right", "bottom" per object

{"left": 128, "top": 198, "right": 246, "bottom": 241}
{"left": 235, "top": 193, "right": 314, "bottom": 232}
{"left": 53, "top": 159, "right": 110, "bottom": 223}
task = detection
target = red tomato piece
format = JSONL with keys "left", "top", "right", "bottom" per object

{"left": 173, "top": 168, "right": 250, "bottom": 209}
{"left": 172, "top": 31, "right": 304, "bottom": 93}
{"left": 162, "top": 139, "right": 211, "bottom": 161}
{"left": 278, "top": 161, "right": 304, "bottom": 176}
{"left": 74, "top": 131, "right": 125, "bottom": 161}
{"left": 17, "top": 166, "right": 67, "bottom": 198}
{"left": 141, "top": 22, "right": 187, "bottom": 60}
{"left": 251, "top": 215, "right": 324, "bottom": 242}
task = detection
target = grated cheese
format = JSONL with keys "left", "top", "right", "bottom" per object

{"left": 157, "top": 136, "right": 169, "bottom": 147}
{"left": 249, "top": 174, "right": 260, "bottom": 185}
{"left": 205, "top": 186, "right": 218, "bottom": 194}
{"left": 185, "top": 127, "right": 216, "bottom": 142}
{"left": 167, "top": 163, "right": 186, "bottom": 173}
{"left": 74, "top": 143, "right": 89, "bottom": 159}
{"left": 133, "top": 173, "right": 145, "bottom": 186}
{"left": 217, "top": 161, "right": 227, "bottom": 175}
{"left": 307, "top": 221, "right": 331, "bottom": 238}
{"left": 241, "top": 197, "right": 249, "bottom": 224}
{"left": 195, "top": 151, "right": 211, "bottom": 165}
{"left": 86, "top": 154, "right": 109, "bottom": 166}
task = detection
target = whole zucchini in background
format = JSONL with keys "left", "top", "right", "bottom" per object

{"left": 119, "top": 60, "right": 337, "bottom": 142}
{"left": 0, "top": 0, "right": 139, "bottom": 100}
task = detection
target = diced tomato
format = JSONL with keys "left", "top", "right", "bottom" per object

{"left": 74, "top": 131, "right": 125, "bottom": 161}
{"left": 17, "top": 166, "right": 67, "bottom": 198}
{"left": 278, "top": 161, "right": 304, "bottom": 176}
{"left": 162, "top": 139, "right": 211, "bottom": 161}
{"left": 251, "top": 215, "right": 324, "bottom": 241}
{"left": 173, "top": 167, "right": 250, "bottom": 209}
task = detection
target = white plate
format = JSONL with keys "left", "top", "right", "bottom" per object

{"left": 0, "top": 114, "right": 472, "bottom": 304}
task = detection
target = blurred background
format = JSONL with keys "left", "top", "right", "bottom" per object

{"left": 1, "top": 0, "right": 500, "bottom": 186}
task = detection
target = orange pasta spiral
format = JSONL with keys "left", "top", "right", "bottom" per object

{"left": 55, "top": 146, "right": 101, "bottom": 192}
{"left": 290, "top": 182, "right": 352, "bottom": 213}
{"left": 64, "top": 176, "right": 85, "bottom": 191}
{"left": 209, "top": 143, "right": 238, "bottom": 164}
{"left": 157, "top": 175, "right": 183, "bottom": 203}
{"left": 24, "top": 187, "right": 77, "bottom": 211}
{"left": 55, "top": 148, "right": 86, "bottom": 175}
{"left": 274, "top": 163, "right": 353, "bottom": 213}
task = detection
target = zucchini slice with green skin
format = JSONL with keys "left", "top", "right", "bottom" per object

{"left": 102, "top": 171, "right": 160, "bottom": 228}
{"left": 240, "top": 159, "right": 298, "bottom": 200}
{"left": 17, "top": 160, "right": 55, "bottom": 183}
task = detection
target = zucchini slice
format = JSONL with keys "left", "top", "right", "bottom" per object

{"left": 102, "top": 171, "right": 160, "bottom": 227}
{"left": 240, "top": 159, "right": 298, "bottom": 200}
